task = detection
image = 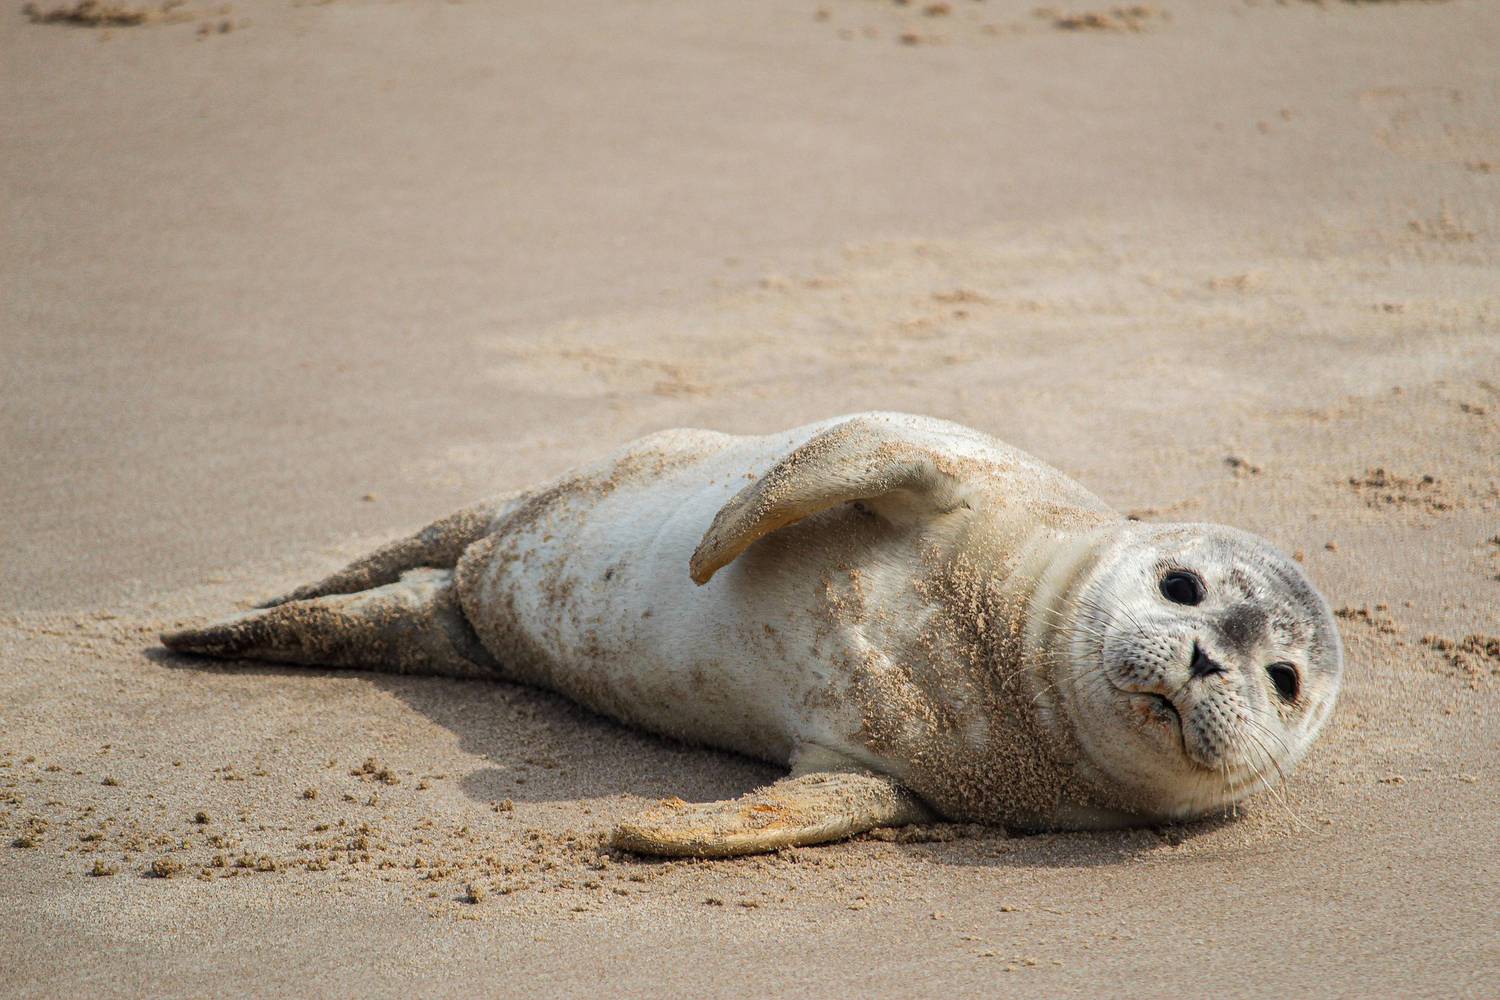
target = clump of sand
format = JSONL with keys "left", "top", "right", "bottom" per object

{"left": 1042, "top": 5, "right": 1163, "bottom": 32}
{"left": 1421, "top": 633, "right": 1500, "bottom": 683}
{"left": 1347, "top": 467, "right": 1455, "bottom": 513}
{"left": 22, "top": 0, "right": 190, "bottom": 26}
{"left": 148, "top": 856, "right": 184, "bottom": 878}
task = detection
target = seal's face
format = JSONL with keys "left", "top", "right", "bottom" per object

{"left": 1062, "top": 523, "right": 1343, "bottom": 820}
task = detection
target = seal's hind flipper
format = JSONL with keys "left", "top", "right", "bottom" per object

{"left": 610, "top": 770, "right": 931, "bottom": 858}
{"left": 162, "top": 568, "right": 499, "bottom": 680}
{"left": 258, "top": 498, "right": 513, "bottom": 609}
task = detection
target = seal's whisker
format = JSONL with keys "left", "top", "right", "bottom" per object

{"left": 1240, "top": 714, "right": 1296, "bottom": 760}
{"left": 1078, "top": 591, "right": 1151, "bottom": 643}
{"left": 1235, "top": 728, "right": 1307, "bottom": 832}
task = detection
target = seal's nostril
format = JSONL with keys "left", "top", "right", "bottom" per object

{"left": 1189, "top": 642, "right": 1225, "bottom": 679}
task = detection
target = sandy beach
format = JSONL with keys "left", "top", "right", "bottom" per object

{"left": 2, "top": 1, "right": 1497, "bottom": 996}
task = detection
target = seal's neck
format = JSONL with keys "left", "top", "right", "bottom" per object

{"left": 902, "top": 517, "right": 1133, "bottom": 827}
{"left": 1014, "top": 521, "right": 1124, "bottom": 670}
{"left": 1010, "top": 520, "right": 1136, "bottom": 821}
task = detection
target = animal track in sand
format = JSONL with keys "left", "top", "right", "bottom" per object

{"left": 1420, "top": 634, "right": 1500, "bottom": 685}
{"left": 1334, "top": 604, "right": 1401, "bottom": 637}
{"left": 22, "top": 0, "right": 191, "bottom": 25}
{"left": 22, "top": 0, "right": 240, "bottom": 34}
{"left": 1045, "top": 6, "right": 1166, "bottom": 33}
{"left": 807, "top": 1, "right": 1168, "bottom": 47}
{"left": 1359, "top": 82, "right": 1500, "bottom": 173}
{"left": 1346, "top": 467, "right": 1456, "bottom": 513}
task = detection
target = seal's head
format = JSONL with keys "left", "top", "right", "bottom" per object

{"left": 1060, "top": 522, "right": 1343, "bottom": 821}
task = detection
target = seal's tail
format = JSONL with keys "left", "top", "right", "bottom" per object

{"left": 161, "top": 567, "right": 500, "bottom": 680}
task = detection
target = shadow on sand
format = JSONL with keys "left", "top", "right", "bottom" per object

{"left": 150, "top": 646, "right": 1243, "bottom": 868}
{"left": 147, "top": 645, "right": 776, "bottom": 806}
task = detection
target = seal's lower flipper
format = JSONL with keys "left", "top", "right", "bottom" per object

{"left": 610, "top": 770, "right": 932, "bottom": 858}
{"left": 258, "top": 498, "right": 514, "bottom": 609}
{"left": 162, "top": 568, "right": 499, "bottom": 680}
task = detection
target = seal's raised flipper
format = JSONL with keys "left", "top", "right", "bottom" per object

{"left": 689, "top": 416, "right": 970, "bottom": 584}
{"left": 259, "top": 498, "right": 513, "bottom": 608}
{"left": 162, "top": 568, "right": 499, "bottom": 680}
{"left": 609, "top": 770, "right": 932, "bottom": 858}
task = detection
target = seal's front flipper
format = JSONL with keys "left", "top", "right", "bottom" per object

{"left": 610, "top": 770, "right": 932, "bottom": 858}
{"left": 161, "top": 568, "right": 499, "bottom": 680}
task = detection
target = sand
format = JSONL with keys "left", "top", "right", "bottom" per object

{"left": 2, "top": 0, "right": 1497, "bottom": 996}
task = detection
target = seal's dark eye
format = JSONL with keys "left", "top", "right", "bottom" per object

{"left": 1159, "top": 571, "right": 1204, "bottom": 606}
{"left": 1266, "top": 662, "right": 1300, "bottom": 703}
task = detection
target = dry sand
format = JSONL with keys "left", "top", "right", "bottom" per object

{"left": 2, "top": 1, "right": 1497, "bottom": 996}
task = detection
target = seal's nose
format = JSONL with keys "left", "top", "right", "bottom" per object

{"left": 1189, "top": 643, "right": 1226, "bottom": 679}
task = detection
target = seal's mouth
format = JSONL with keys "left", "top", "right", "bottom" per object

{"left": 1133, "top": 691, "right": 1249, "bottom": 776}
{"left": 1132, "top": 692, "right": 1183, "bottom": 743}
{"left": 1125, "top": 690, "right": 1224, "bottom": 773}
{"left": 1145, "top": 692, "right": 1180, "bottom": 727}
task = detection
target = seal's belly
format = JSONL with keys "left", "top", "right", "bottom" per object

{"left": 456, "top": 427, "right": 842, "bottom": 763}
{"left": 454, "top": 413, "right": 1114, "bottom": 777}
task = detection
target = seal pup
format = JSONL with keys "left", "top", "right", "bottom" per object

{"left": 163, "top": 413, "right": 1343, "bottom": 856}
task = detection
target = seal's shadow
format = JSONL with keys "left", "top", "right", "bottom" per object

{"left": 149, "top": 647, "right": 776, "bottom": 806}
{"left": 151, "top": 649, "right": 1242, "bottom": 866}
{"left": 369, "top": 671, "right": 779, "bottom": 806}
{"left": 914, "top": 811, "right": 1246, "bottom": 871}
